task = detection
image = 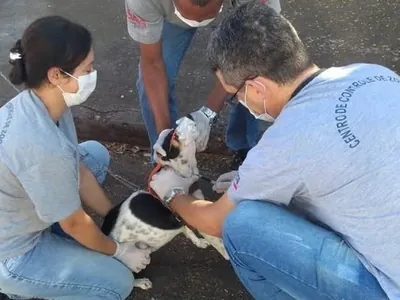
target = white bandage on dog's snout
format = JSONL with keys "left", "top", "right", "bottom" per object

{"left": 175, "top": 116, "right": 199, "bottom": 145}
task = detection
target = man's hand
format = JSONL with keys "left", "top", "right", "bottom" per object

{"left": 177, "top": 109, "right": 212, "bottom": 152}
{"left": 113, "top": 242, "right": 152, "bottom": 273}
{"left": 212, "top": 171, "right": 238, "bottom": 194}
{"left": 149, "top": 168, "right": 199, "bottom": 200}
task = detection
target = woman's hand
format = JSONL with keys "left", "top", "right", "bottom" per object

{"left": 113, "top": 242, "right": 152, "bottom": 273}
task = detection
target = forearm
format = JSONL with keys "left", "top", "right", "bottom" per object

{"left": 79, "top": 165, "right": 112, "bottom": 218}
{"left": 170, "top": 194, "right": 225, "bottom": 237}
{"left": 204, "top": 78, "right": 228, "bottom": 113}
{"left": 141, "top": 60, "right": 170, "bottom": 133}
{"left": 60, "top": 210, "right": 117, "bottom": 255}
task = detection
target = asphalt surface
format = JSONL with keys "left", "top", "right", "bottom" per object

{"left": 0, "top": 0, "right": 399, "bottom": 299}
{"left": 0, "top": 0, "right": 399, "bottom": 151}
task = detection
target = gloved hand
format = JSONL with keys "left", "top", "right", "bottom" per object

{"left": 153, "top": 128, "right": 174, "bottom": 161}
{"left": 149, "top": 168, "right": 199, "bottom": 200}
{"left": 212, "top": 171, "right": 238, "bottom": 194}
{"left": 113, "top": 241, "right": 152, "bottom": 273}
{"left": 176, "top": 109, "right": 211, "bottom": 152}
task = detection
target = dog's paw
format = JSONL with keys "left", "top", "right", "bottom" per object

{"left": 192, "top": 238, "right": 210, "bottom": 249}
{"left": 200, "top": 232, "right": 230, "bottom": 260}
{"left": 134, "top": 278, "right": 153, "bottom": 290}
{"left": 183, "top": 227, "right": 210, "bottom": 249}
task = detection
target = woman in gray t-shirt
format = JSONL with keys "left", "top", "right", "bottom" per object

{"left": 0, "top": 16, "right": 150, "bottom": 299}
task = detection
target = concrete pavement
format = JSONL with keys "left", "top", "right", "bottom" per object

{"left": 0, "top": 0, "right": 399, "bottom": 152}
{"left": 0, "top": 1, "right": 399, "bottom": 298}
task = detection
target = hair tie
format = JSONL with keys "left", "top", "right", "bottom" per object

{"left": 9, "top": 51, "right": 22, "bottom": 61}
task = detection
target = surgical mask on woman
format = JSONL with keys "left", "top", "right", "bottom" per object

{"left": 239, "top": 83, "right": 275, "bottom": 123}
{"left": 173, "top": 3, "right": 222, "bottom": 27}
{"left": 57, "top": 70, "right": 97, "bottom": 107}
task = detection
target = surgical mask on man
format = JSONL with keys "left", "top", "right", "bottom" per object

{"left": 173, "top": 3, "right": 222, "bottom": 27}
{"left": 238, "top": 83, "right": 275, "bottom": 123}
{"left": 57, "top": 70, "right": 97, "bottom": 107}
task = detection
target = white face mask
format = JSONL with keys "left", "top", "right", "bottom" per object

{"left": 173, "top": 3, "right": 222, "bottom": 27}
{"left": 238, "top": 83, "right": 275, "bottom": 123}
{"left": 57, "top": 70, "right": 97, "bottom": 107}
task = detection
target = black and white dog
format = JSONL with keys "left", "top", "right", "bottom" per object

{"left": 101, "top": 117, "right": 228, "bottom": 290}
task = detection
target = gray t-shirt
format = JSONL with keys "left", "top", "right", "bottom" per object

{"left": 228, "top": 63, "right": 400, "bottom": 299}
{"left": 0, "top": 90, "right": 81, "bottom": 261}
{"left": 125, "top": 0, "right": 281, "bottom": 44}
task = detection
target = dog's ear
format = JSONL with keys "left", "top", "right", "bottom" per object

{"left": 185, "top": 114, "right": 194, "bottom": 122}
{"left": 160, "top": 130, "right": 181, "bottom": 161}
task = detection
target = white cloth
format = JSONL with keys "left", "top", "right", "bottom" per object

{"left": 176, "top": 110, "right": 210, "bottom": 152}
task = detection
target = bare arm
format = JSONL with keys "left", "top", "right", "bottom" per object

{"left": 204, "top": 78, "right": 228, "bottom": 113}
{"left": 140, "top": 42, "right": 170, "bottom": 133}
{"left": 59, "top": 207, "right": 117, "bottom": 255}
{"left": 79, "top": 164, "right": 112, "bottom": 218}
{"left": 169, "top": 193, "right": 235, "bottom": 237}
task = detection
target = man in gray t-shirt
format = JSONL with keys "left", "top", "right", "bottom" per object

{"left": 149, "top": 3, "right": 399, "bottom": 299}
{"left": 125, "top": 0, "right": 281, "bottom": 163}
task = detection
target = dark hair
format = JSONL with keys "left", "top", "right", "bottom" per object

{"left": 8, "top": 16, "right": 92, "bottom": 88}
{"left": 190, "top": 0, "right": 212, "bottom": 7}
{"left": 206, "top": 0, "right": 313, "bottom": 87}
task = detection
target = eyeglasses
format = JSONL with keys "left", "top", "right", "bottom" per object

{"left": 225, "top": 76, "right": 257, "bottom": 107}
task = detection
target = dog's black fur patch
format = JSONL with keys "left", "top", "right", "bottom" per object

{"left": 128, "top": 192, "right": 183, "bottom": 230}
{"left": 101, "top": 192, "right": 183, "bottom": 236}
{"left": 185, "top": 114, "right": 194, "bottom": 122}
{"left": 161, "top": 130, "right": 180, "bottom": 161}
{"left": 101, "top": 202, "right": 122, "bottom": 236}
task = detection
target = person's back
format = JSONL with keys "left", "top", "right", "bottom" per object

{"left": 246, "top": 62, "right": 400, "bottom": 297}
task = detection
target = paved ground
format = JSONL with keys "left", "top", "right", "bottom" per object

{"left": 0, "top": 0, "right": 399, "bottom": 299}
{"left": 0, "top": 0, "right": 399, "bottom": 152}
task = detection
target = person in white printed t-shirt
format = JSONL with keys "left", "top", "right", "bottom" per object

{"left": 125, "top": 0, "right": 281, "bottom": 165}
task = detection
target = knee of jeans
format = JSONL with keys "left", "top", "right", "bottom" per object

{"left": 81, "top": 141, "right": 110, "bottom": 168}
{"left": 113, "top": 268, "right": 135, "bottom": 299}
{"left": 222, "top": 200, "right": 282, "bottom": 251}
{"left": 222, "top": 201, "right": 256, "bottom": 253}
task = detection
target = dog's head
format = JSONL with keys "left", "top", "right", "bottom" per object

{"left": 153, "top": 115, "right": 199, "bottom": 178}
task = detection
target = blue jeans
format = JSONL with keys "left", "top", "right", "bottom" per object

{"left": 223, "top": 201, "right": 388, "bottom": 300}
{"left": 0, "top": 141, "right": 135, "bottom": 300}
{"left": 137, "top": 21, "right": 259, "bottom": 152}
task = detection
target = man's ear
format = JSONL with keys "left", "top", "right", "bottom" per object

{"left": 47, "top": 67, "right": 68, "bottom": 86}
{"left": 247, "top": 77, "right": 276, "bottom": 99}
